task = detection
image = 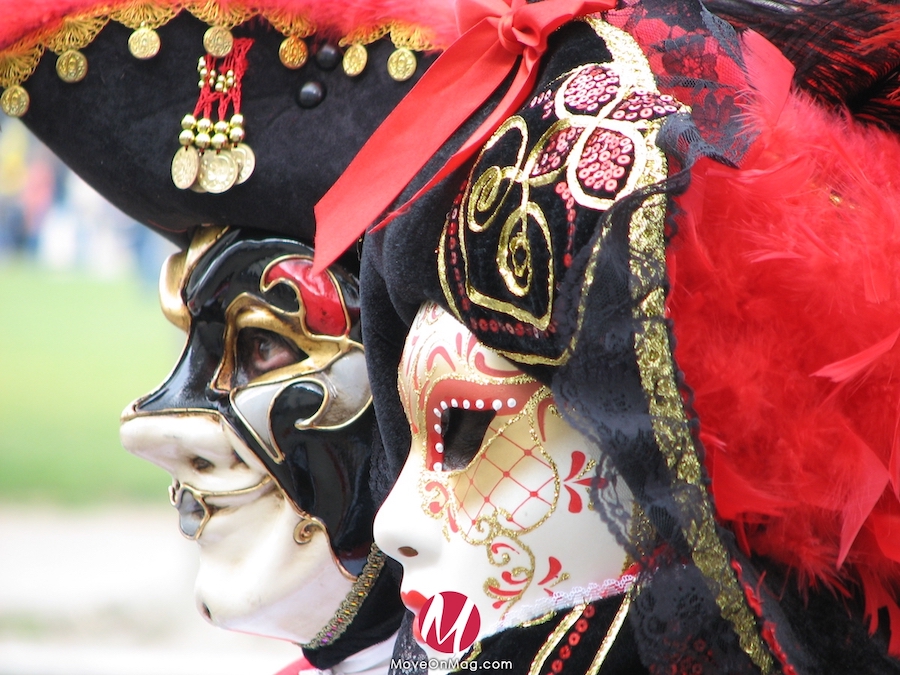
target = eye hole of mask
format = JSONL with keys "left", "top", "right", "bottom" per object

{"left": 235, "top": 328, "right": 307, "bottom": 386}
{"left": 439, "top": 407, "right": 496, "bottom": 471}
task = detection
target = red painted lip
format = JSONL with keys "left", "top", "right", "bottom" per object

{"left": 401, "top": 590, "right": 428, "bottom": 614}
{"left": 401, "top": 590, "right": 429, "bottom": 643}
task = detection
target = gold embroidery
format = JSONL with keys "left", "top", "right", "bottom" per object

{"left": 462, "top": 640, "right": 483, "bottom": 664}
{"left": 442, "top": 18, "right": 685, "bottom": 367}
{"left": 184, "top": 1, "right": 254, "bottom": 29}
{"left": 44, "top": 16, "right": 109, "bottom": 53}
{"left": 585, "top": 14, "right": 775, "bottom": 670}
{"left": 109, "top": 3, "right": 179, "bottom": 30}
{"left": 0, "top": 40, "right": 44, "bottom": 89}
{"left": 585, "top": 592, "right": 632, "bottom": 675}
{"left": 0, "top": 1, "right": 447, "bottom": 116}
{"left": 259, "top": 10, "right": 315, "bottom": 39}
{"left": 521, "top": 610, "right": 557, "bottom": 628}
{"left": 528, "top": 604, "right": 587, "bottom": 675}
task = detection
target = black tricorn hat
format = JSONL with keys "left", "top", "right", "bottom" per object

{"left": 0, "top": 0, "right": 456, "bottom": 261}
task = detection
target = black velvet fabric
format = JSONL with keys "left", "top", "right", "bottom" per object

{"left": 20, "top": 13, "right": 436, "bottom": 271}
{"left": 465, "top": 595, "right": 647, "bottom": 675}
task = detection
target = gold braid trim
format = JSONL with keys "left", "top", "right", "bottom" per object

{"left": 262, "top": 9, "right": 316, "bottom": 39}
{"left": 300, "top": 544, "right": 386, "bottom": 650}
{"left": 0, "top": 39, "right": 44, "bottom": 89}
{"left": 109, "top": 3, "right": 179, "bottom": 30}
{"left": 184, "top": 0, "right": 253, "bottom": 29}
{"left": 43, "top": 15, "right": 110, "bottom": 53}
{"left": 339, "top": 21, "right": 439, "bottom": 51}
{"left": 0, "top": 1, "right": 442, "bottom": 95}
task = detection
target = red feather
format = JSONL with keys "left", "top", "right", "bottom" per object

{"left": 669, "top": 57, "right": 900, "bottom": 649}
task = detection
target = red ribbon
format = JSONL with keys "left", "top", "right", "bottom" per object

{"left": 312, "top": 0, "right": 616, "bottom": 272}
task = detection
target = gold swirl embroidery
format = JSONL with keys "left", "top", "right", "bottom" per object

{"left": 443, "top": 20, "right": 685, "bottom": 366}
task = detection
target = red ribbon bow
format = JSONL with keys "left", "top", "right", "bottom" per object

{"left": 312, "top": 0, "right": 616, "bottom": 272}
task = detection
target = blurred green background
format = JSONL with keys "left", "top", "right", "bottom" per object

{"left": 0, "top": 117, "right": 184, "bottom": 505}
{"left": 0, "top": 261, "right": 181, "bottom": 504}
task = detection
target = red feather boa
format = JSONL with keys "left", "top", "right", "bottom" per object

{"left": 0, "top": 0, "right": 458, "bottom": 52}
{"left": 670, "top": 65, "right": 900, "bottom": 652}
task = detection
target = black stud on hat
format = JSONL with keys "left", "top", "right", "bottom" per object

{"left": 0, "top": 0, "right": 457, "bottom": 259}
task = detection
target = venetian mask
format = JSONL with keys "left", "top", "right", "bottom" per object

{"left": 374, "top": 302, "right": 632, "bottom": 662}
{"left": 120, "top": 226, "right": 385, "bottom": 647}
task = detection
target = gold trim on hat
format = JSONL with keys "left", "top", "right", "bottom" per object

{"left": 0, "top": 1, "right": 446, "bottom": 117}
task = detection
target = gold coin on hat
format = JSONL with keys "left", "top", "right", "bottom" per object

{"left": 387, "top": 48, "right": 417, "bottom": 82}
{"left": 171, "top": 146, "right": 201, "bottom": 189}
{"left": 1, "top": 85, "right": 30, "bottom": 117}
{"left": 342, "top": 44, "right": 368, "bottom": 77}
{"left": 56, "top": 50, "right": 88, "bottom": 83}
{"left": 203, "top": 27, "right": 234, "bottom": 58}
{"left": 231, "top": 144, "right": 256, "bottom": 184}
{"left": 128, "top": 27, "right": 161, "bottom": 60}
{"left": 279, "top": 37, "right": 309, "bottom": 69}
{"left": 198, "top": 150, "right": 239, "bottom": 193}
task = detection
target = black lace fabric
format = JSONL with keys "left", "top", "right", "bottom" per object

{"left": 549, "top": 0, "right": 779, "bottom": 672}
{"left": 388, "top": 612, "right": 427, "bottom": 675}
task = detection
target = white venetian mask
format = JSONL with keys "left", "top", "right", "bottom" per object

{"left": 374, "top": 302, "right": 632, "bottom": 664}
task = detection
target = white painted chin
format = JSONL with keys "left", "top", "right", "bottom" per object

{"left": 119, "top": 412, "right": 355, "bottom": 645}
{"left": 194, "top": 493, "right": 354, "bottom": 643}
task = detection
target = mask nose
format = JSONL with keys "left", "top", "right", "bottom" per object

{"left": 374, "top": 446, "right": 442, "bottom": 567}
{"left": 119, "top": 412, "right": 236, "bottom": 476}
